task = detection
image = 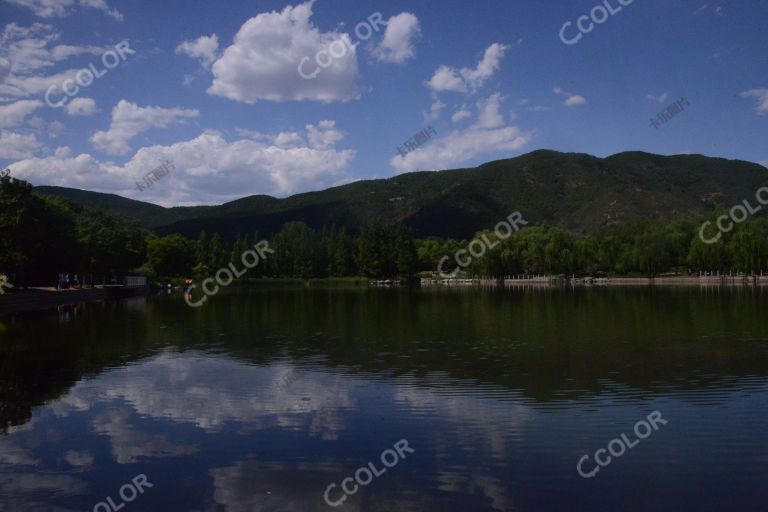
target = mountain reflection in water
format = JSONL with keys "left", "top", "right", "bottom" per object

{"left": 1, "top": 286, "right": 767, "bottom": 511}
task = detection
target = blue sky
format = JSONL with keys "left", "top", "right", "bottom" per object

{"left": 0, "top": 0, "right": 766, "bottom": 206}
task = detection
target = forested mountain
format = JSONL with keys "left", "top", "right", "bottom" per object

{"left": 33, "top": 150, "right": 768, "bottom": 242}
{"left": 7, "top": 146, "right": 768, "bottom": 285}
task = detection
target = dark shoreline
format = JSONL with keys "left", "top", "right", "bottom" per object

{"left": 422, "top": 275, "right": 768, "bottom": 287}
{"left": 0, "top": 287, "right": 148, "bottom": 315}
{"left": 3, "top": 275, "right": 768, "bottom": 315}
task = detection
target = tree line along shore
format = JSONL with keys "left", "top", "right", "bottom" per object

{"left": 3, "top": 175, "right": 768, "bottom": 289}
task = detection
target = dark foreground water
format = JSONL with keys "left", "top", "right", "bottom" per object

{"left": 1, "top": 286, "right": 768, "bottom": 512}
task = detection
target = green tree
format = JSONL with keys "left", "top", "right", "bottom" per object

{"left": 147, "top": 234, "right": 194, "bottom": 277}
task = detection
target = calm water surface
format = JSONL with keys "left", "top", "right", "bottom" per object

{"left": 1, "top": 286, "right": 767, "bottom": 511}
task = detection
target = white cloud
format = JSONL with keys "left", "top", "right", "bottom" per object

{"left": 0, "top": 23, "right": 106, "bottom": 74}
{"left": 391, "top": 93, "right": 533, "bottom": 173}
{"left": 54, "top": 145, "right": 71, "bottom": 157}
{"left": 0, "top": 439, "right": 38, "bottom": 466}
{"left": 207, "top": 1, "right": 360, "bottom": 104}
{"left": 47, "top": 119, "right": 64, "bottom": 138}
{"left": 648, "top": 92, "right": 669, "bottom": 104}
{"left": 11, "top": 126, "right": 355, "bottom": 205}
{"left": 425, "top": 99, "right": 445, "bottom": 121}
{"left": 305, "top": 119, "right": 343, "bottom": 149}
{"left": 427, "top": 66, "right": 466, "bottom": 94}
{"left": 474, "top": 92, "right": 504, "bottom": 129}
{"left": 451, "top": 105, "right": 471, "bottom": 123}
{"left": 741, "top": 88, "right": 768, "bottom": 115}
{"left": 4, "top": 0, "right": 72, "bottom": 17}
{"left": 372, "top": 12, "right": 420, "bottom": 63}
{"left": 25, "top": 115, "right": 45, "bottom": 131}
{"left": 77, "top": 0, "right": 122, "bottom": 20}
{"left": 90, "top": 100, "right": 200, "bottom": 155}
{"left": 0, "top": 67, "right": 78, "bottom": 100}
{"left": 176, "top": 34, "right": 219, "bottom": 68}
{"left": 0, "top": 130, "right": 41, "bottom": 159}
{"left": 65, "top": 97, "right": 97, "bottom": 116}
{"left": 235, "top": 128, "right": 270, "bottom": 141}
{"left": 273, "top": 131, "right": 304, "bottom": 148}
{"left": 427, "top": 43, "right": 509, "bottom": 94}
{"left": 0, "top": 23, "right": 109, "bottom": 101}
{"left": 55, "top": 353, "right": 356, "bottom": 435}
{"left": 4, "top": 0, "right": 123, "bottom": 20}
{"left": 0, "top": 57, "right": 10, "bottom": 81}
{"left": 553, "top": 86, "right": 587, "bottom": 107}
{"left": 53, "top": 146, "right": 72, "bottom": 158}
{"left": 0, "top": 99, "right": 43, "bottom": 128}
{"left": 564, "top": 95, "right": 586, "bottom": 107}
{"left": 93, "top": 408, "right": 198, "bottom": 464}
{"left": 235, "top": 128, "right": 306, "bottom": 148}
{"left": 64, "top": 450, "right": 94, "bottom": 468}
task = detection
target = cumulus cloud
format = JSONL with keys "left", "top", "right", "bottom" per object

{"left": 64, "top": 450, "right": 94, "bottom": 468}
{"left": 47, "top": 119, "right": 64, "bottom": 138}
{"left": 235, "top": 128, "right": 308, "bottom": 149}
{"left": 0, "top": 439, "right": 39, "bottom": 466}
{"left": 0, "top": 22, "right": 107, "bottom": 74}
{"left": 0, "top": 57, "right": 10, "bottom": 81}
{"left": 77, "top": 0, "right": 123, "bottom": 20}
{"left": 391, "top": 93, "right": 533, "bottom": 173}
{"left": 741, "top": 88, "right": 768, "bottom": 115}
{"left": 176, "top": 34, "right": 219, "bottom": 68}
{"left": 474, "top": 92, "right": 504, "bottom": 128}
{"left": 451, "top": 105, "right": 471, "bottom": 123}
{"left": 93, "top": 408, "right": 198, "bottom": 464}
{"left": 372, "top": 12, "right": 420, "bottom": 63}
{"left": 0, "top": 99, "right": 43, "bottom": 128}
{"left": 90, "top": 100, "right": 200, "bottom": 155}
{"left": 306, "top": 119, "right": 343, "bottom": 149}
{"left": 553, "top": 86, "right": 587, "bottom": 107}
{"left": 4, "top": 0, "right": 72, "bottom": 17}
{"left": 4, "top": 0, "right": 123, "bottom": 20}
{"left": 425, "top": 99, "right": 445, "bottom": 121}
{"left": 207, "top": 1, "right": 360, "bottom": 104}
{"left": 0, "top": 68, "right": 78, "bottom": 100}
{"left": 0, "top": 130, "right": 41, "bottom": 159}
{"left": 564, "top": 95, "right": 586, "bottom": 107}
{"left": 11, "top": 125, "right": 355, "bottom": 205}
{"left": 426, "top": 43, "right": 509, "bottom": 94}
{"left": 272, "top": 131, "right": 304, "bottom": 148}
{"left": 0, "top": 23, "right": 110, "bottom": 101}
{"left": 55, "top": 353, "right": 356, "bottom": 435}
{"left": 65, "top": 97, "right": 97, "bottom": 116}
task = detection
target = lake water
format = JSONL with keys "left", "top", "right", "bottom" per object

{"left": 1, "top": 286, "right": 767, "bottom": 511}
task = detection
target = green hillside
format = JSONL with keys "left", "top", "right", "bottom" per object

{"left": 33, "top": 150, "right": 768, "bottom": 241}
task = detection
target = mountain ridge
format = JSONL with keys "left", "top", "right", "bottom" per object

{"left": 32, "top": 150, "right": 768, "bottom": 241}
